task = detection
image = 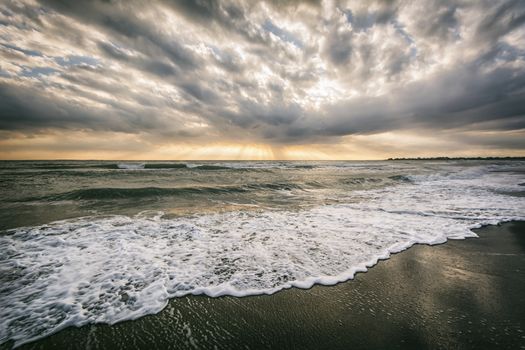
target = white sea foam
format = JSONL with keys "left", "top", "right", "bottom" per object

{"left": 0, "top": 165, "right": 524, "bottom": 346}
{"left": 116, "top": 163, "right": 145, "bottom": 169}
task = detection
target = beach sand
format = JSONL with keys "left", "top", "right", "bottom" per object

{"left": 9, "top": 221, "right": 525, "bottom": 350}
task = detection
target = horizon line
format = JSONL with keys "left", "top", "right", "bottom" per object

{"left": 1, "top": 156, "right": 524, "bottom": 162}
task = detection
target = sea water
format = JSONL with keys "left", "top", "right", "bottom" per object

{"left": 0, "top": 160, "right": 524, "bottom": 346}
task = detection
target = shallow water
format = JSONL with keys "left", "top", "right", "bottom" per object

{"left": 0, "top": 160, "right": 524, "bottom": 346}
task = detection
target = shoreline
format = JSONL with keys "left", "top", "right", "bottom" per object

{"left": 5, "top": 221, "right": 525, "bottom": 349}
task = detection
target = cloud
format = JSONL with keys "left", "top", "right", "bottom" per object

{"left": 0, "top": 0, "right": 524, "bottom": 158}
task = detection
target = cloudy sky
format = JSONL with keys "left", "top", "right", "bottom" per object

{"left": 0, "top": 0, "right": 524, "bottom": 159}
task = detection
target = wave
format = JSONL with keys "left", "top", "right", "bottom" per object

{"left": 2, "top": 163, "right": 127, "bottom": 170}
{"left": 191, "top": 165, "right": 233, "bottom": 170}
{"left": 117, "top": 163, "right": 188, "bottom": 169}
{"left": 144, "top": 163, "right": 187, "bottom": 169}
{"left": 118, "top": 164, "right": 258, "bottom": 171}
{"left": 0, "top": 163, "right": 245, "bottom": 172}
{"left": 341, "top": 177, "right": 383, "bottom": 185}
{"left": 15, "top": 163, "right": 119, "bottom": 170}
{"left": 20, "top": 183, "right": 308, "bottom": 201}
{"left": 116, "top": 163, "right": 145, "bottom": 169}
{"left": 388, "top": 175, "right": 413, "bottom": 182}
{"left": 292, "top": 165, "right": 316, "bottom": 169}
{"left": 1, "top": 162, "right": 190, "bottom": 171}
{"left": 243, "top": 182, "right": 304, "bottom": 191}
{"left": 0, "top": 170, "right": 104, "bottom": 177}
{"left": 52, "top": 186, "right": 247, "bottom": 200}
{"left": 1, "top": 162, "right": 319, "bottom": 172}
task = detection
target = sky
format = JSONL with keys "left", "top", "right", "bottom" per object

{"left": 0, "top": 0, "right": 524, "bottom": 160}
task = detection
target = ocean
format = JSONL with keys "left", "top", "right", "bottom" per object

{"left": 0, "top": 160, "right": 524, "bottom": 346}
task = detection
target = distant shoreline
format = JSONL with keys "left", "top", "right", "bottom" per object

{"left": 387, "top": 156, "right": 525, "bottom": 161}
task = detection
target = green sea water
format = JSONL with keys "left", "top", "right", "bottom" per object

{"left": 0, "top": 160, "right": 433, "bottom": 230}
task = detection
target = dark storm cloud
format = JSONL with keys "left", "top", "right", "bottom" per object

{"left": 0, "top": 0, "right": 524, "bottom": 153}
{"left": 160, "top": 0, "right": 273, "bottom": 46}
{"left": 405, "top": 1, "right": 459, "bottom": 43}
{"left": 39, "top": 0, "right": 201, "bottom": 70}
{"left": 344, "top": 1, "right": 398, "bottom": 32}
{"left": 325, "top": 25, "right": 353, "bottom": 66}
{"left": 476, "top": 0, "right": 525, "bottom": 43}
{"left": 0, "top": 77, "right": 185, "bottom": 134}
{"left": 97, "top": 41, "right": 179, "bottom": 77}
{"left": 283, "top": 62, "right": 525, "bottom": 140}
{"left": 0, "top": 43, "right": 42, "bottom": 57}
{"left": 0, "top": 81, "right": 121, "bottom": 131}
{"left": 180, "top": 82, "right": 219, "bottom": 103}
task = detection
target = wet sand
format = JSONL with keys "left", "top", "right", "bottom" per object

{"left": 7, "top": 221, "right": 525, "bottom": 350}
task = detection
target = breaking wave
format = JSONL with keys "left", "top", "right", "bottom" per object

{"left": 18, "top": 183, "right": 307, "bottom": 202}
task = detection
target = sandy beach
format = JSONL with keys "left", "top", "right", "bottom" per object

{"left": 7, "top": 221, "right": 523, "bottom": 350}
